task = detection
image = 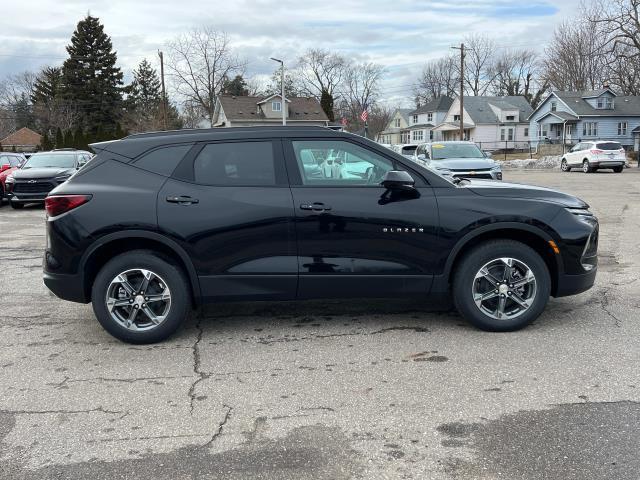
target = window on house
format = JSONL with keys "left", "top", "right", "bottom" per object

{"left": 453, "top": 114, "right": 460, "bottom": 121}
{"left": 506, "top": 115, "right": 515, "bottom": 121}
{"left": 596, "top": 97, "right": 614, "bottom": 109}
{"left": 429, "top": 130, "right": 434, "bottom": 140}
{"left": 524, "top": 127, "right": 529, "bottom": 137}
{"left": 412, "top": 115, "right": 418, "bottom": 124}
{"left": 618, "top": 122, "right": 628, "bottom": 136}
{"left": 583, "top": 122, "right": 598, "bottom": 137}
{"left": 272, "top": 101, "right": 282, "bottom": 112}
{"left": 427, "top": 113, "right": 433, "bottom": 122}
{"left": 551, "top": 101, "right": 557, "bottom": 112}
{"left": 412, "top": 130, "right": 424, "bottom": 141}
{"left": 394, "top": 118, "right": 401, "bottom": 128}
{"left": 500, "top": 128, "right": 505, "bottom": 141}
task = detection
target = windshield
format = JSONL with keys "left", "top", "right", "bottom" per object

{"left": 23, "top": 153, "right": 77, "bottom": 169}
{"left": 431, "top": 143, "right": 484, "bottom": 160}
{"left": 595, "top": 142, "right": 623, "bottom": 151}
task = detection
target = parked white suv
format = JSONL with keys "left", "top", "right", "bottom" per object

{"left": 561, "top": 141, "right": 626, "bottom": 173}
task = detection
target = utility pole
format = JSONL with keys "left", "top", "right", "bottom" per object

{"left": 270, "top": 57, "right": 286, "bottom": 125}
{"left": 158, "top": 50, "right": 168, "bottom": 130}
{"left": 452, "top": 43, "right": 465, "bottom": 140}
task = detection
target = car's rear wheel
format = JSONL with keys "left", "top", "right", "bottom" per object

{"left": 10, "top": 202, "right": 23, "bottom": 209}
{"left": 452, "top": 240, "right": 551, "bottom": 332}
{"left": 91, "top": 250, "right": 191, "bottom": 343}
{"left": 582, "top": 159, "right": 593, "bottom": 173}
{"left": 613, "top": 166, "right": 623, "bottom": 173}
{"left": 561, "top": 159, "right": 570, "bottom": 172}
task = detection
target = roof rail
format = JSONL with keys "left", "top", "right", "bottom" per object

{"left": 124, "top": 125, "right": 329, "bottom": 139}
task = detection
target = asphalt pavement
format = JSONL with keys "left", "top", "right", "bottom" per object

{"left": 0, "top": 169, "right": 639, "bottom": 479}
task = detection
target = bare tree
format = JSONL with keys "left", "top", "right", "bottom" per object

{"left": 491, "top": 49, "right": 549, "bottom": 107}
{"left": 166, "top": 27, "right": 245, "bottom": 127}
{"left": 367, "top": 104, "right": 393, "bottom": 140}
{"left": 414, "top": 55, "right": 458, "bottom": 104}
{"left": 463, "top": 34, "right": 498, "bottom": 96}
{"left": 542, "top": 20, "right": 608, "bottom": 91}
{"left": 297, "top": 48, "right": 346, "bottom": 99}
{"left": 338, "top": 62, "right": 384, "bottom": 130}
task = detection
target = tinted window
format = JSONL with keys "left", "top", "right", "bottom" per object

{"left": 292, "top": 140, "right": 393, "bottom": 186}
{"left": 194, "top": 141, "right": 275, "bottom": 186}
{"left": 401, "top": 145, "right": 417, "bottom": 155}
{"left": 596, "top": 142, "right": 623, "bottom": 151}
{"left": 135, "top": 144, "right": 193, "bottom": 176}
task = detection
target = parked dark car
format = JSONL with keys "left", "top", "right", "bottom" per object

{"left": 7, "top": 149, "right": 92, "bottom": 209}
{"left": 43, "top": 127, "right": 598, "bottom": 343}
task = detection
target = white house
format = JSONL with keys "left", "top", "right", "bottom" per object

{"left": 406, "top": 96, "right": 454, "bottom": 143}
{"left": 432, "top": 96, "right": 533, "bottom": 149}
{"left": 212, "top": 94, "right": 329, "bottom": 127}
{"left": 377, "top": 108, "right": 413, "bottom": 144}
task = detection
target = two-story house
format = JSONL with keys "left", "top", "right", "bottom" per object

{"left": 432, "top": 96, "right": 533, "bottom": 148}
{"left": 212, "top": 94, "right": 329, "bottom": 127}
{"left": 528, "top": 88, "right": 640, "bottom": 150}
{"left": 405, "top": 96, "right": 454, "bottom": 143}
{"left": 377, "top": 108, "right": 413, "bottom": 144}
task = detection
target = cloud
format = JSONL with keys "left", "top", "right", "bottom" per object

{"left": 0, "top": 0, "right": 576, "bottom": 104}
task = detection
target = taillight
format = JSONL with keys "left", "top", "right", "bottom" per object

{"left": 590, "top": 149, "right": 604, "bottom": 154}
{"left": 45, "top": 195, "right": 92, "bottom": 217}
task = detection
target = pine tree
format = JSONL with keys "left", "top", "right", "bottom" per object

{"left": 125, "top": 59, "right": 163, "bottom": 132}
{"left": 114, "top": 123, "right": 124, "bottom": 139}
{"left": 31, "top": 67, "right": 63, "bottom": 105}
{"left": 63, "top": 130, "right": 73, "bottom": 148}
{"left": 41, "top": 132, "right": 52, "bottom": 151}
{"left": 221, "top": 75, "right": 249, "bottom": 96}
{"left": 73, "top": 127, "right": 85, "bottom": 149}
{"left": 55, "top": 127, "right": 63, "bottom": 148}
{"left": 320, "top": 89, "right": 335, "bottom": 122}
{"left": 62, "top": 15, "right": 123, "bottom": 136}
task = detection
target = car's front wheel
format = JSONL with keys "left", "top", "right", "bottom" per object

{"left": 452, "top": 240, "right": 551, "bottom": 332}
{"left": 561, "top": 159, "right": 570, "bottom": 172}
{"left": 91, "top": 250, "right": 191, "bottom": 343}
{"left": 10, "top": 202, "right": 23, "bottom": 209}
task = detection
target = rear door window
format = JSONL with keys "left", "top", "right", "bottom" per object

{"left": 194, "top": 141, "right": 276, "bottom": 186}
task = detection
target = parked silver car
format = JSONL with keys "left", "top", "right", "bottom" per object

{"left": 413, "top": 141, "right": 502, "bottom": 180}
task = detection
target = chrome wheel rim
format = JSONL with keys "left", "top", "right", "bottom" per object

{"left": 583, "top": 161, "right": 589, "bottom": 172}
{"left": 561, "top": 160, "right": 568, "bottom": 171}
{"left": 472, "top": 257, "right": 537, "bottom": 320}
{"left": 105, "top": 269, "right": 171, "bottom": 331}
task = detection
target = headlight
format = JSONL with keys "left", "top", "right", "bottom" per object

{"left": 5, "top": 174, "right": 14, "bottom": 183}
{"left": 435, "top": 167, "right": 452, "bottom": 175}
{"left": 54, "top": 174, "right": 71, "bottom": 182}
{"left": 566, "top": 207, "right": 597, "bottom": 226}
{"left": 490, "top": 164, "right": 501, "bottom": 171}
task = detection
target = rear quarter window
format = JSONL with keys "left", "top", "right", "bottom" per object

{"left": 193, "top": 141, "right": 276, "bottom": 186}
{"left": 134, "top": 144, "right": 194, "bottom": 176}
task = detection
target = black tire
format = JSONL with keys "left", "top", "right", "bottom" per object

{"left": 452, "top": 240, "right": 551, "bottom": 332}
{"left": 613, "top": 166, "right": 623, "bottom": 173}
{"left": 561, "top": 159, "right": 571, "bottom": 172}
{"left": 10, "top": 202, "right": 24, "bottom": 209}
{"left": 582, "top": 159, "right": 592, "bottom": 173}
{"left": 91, "top": 249, "right": 191, "bottom": 343}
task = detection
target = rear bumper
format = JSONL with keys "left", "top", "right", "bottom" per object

{"left": 592, "top": 160, "right": 625, "bottom": 167}
{"left": 43, "top": 270, "right": 89, "bottom": 303}
{"left": 554, "top": 266, "right": 597, "bottom": 297}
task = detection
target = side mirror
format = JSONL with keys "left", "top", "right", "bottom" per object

{"left": 0, "top": 164, "right": 9, "bottom": 172}
{"left": 417, "top": 154, "right": 426, "bottom": 161}
{"left": 483, "top": 151, "right": 492, "bottom": 158}
{"left": 381, "top": 170, "right": 415, "bottom": 190}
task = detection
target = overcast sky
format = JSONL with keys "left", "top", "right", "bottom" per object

{"left": 1, "top": 0, "right": 579, "bottom": 106}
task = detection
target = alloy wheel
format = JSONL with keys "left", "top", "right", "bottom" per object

{"left": 472, "top": 257, "right": 537, "bottom": 320}
{"left": 105, "top": 269, "right": 171, "bottom": 331}
{"left": 583, "top": 160, "right": 590, "bottom": 173}
{"left": 561, "top": 159, "right": 568, "bottom": 171}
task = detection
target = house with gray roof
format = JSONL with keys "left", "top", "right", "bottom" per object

{"left": 406, "top": 96, "right": 454, "bottom": 143}
{"left": 432, "top": 96, "right": 533, "bottom": 148}
{"left": 528, "top": 87, "right": 640, "bottom": 149}
{"left": 212, "top": 94, "right": 329, "bottom": 127}
{"left": 377, "top": 108, "right": 413, "bottom": 144}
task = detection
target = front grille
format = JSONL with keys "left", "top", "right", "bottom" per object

{"left": 14, "top": 181, "right": 55, "bottom": 193}
{"left": 453, "top": 173, "right": 493, "bottom": 179}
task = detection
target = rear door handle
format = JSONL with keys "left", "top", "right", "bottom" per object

{"left": 166, "top": 195, "right": 199, "bottom": 205}
{"left": 300, "top": 202, "right": 331, "bottom": 212}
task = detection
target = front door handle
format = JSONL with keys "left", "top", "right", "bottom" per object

{"left": 300, "top": 202, "right": 332, "bottom": 212}
{"left": 166, "top": 195, "right": 199, "bottom": 205}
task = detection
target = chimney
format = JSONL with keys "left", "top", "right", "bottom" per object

{"left": 603, "top": 81, "right": 609, "bottom": 89}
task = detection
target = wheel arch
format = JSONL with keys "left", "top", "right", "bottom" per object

{"left": 81, "top": 230, "right": 201, "bottom": 306}
{"left": 443, "top": 223, "right": 563, "bottom": 296}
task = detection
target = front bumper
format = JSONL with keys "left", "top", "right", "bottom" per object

{"left": 9, "top": 192, "right": 48, "bottom": 203}
{"left": 554, "top": 266, "right": 597, "bottom": 297}
{"left": 444, "top": 170, "right": 502, "bottom": 180}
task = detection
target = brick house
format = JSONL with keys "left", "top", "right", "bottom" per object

{"left": 1, "top": 127, "right": 42, "bottom": 152}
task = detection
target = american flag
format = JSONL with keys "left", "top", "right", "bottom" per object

{"left": 360, "top": 110, "right": 368, "bottom": 122}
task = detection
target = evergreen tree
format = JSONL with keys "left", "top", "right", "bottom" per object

{"left": 41, "top": 132, "right": 52, "bottom": 151}
{"left": 73, "top": 127, "right": 85, "bottom": 149}
{"left": 114, "top": 123, "right": 124, "bottom": 139}
{"left": 55, "top": 127, "right": 63, "bottom": 148}
{"left": 61, "top": 15, "right": 123, "bottom": 135}
{"left": 31, "top": 67, "right": 63, "bottom": 105}
{"left": 320, "top": 89, "right": 335, "bottom": 122}
{"left": 221, "top": 75, "right": 249, "bottom": 96}
{"left": 63, "top": 130, "right": 73, "bottom": 148}
{"left": 128, "top": 59, "right": 162, "bottom": 111}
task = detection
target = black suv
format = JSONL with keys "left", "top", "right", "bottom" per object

{"left": 43, "top": 127, "right": 598, "bottom": 343}
{"left": 7, "top": 149, "right": 92, "bottom": 209}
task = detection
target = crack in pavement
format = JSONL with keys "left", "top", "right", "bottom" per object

{"left": 203, "top": 404, "right": 233, "bottom": 448}
{"left": 0, "top": 406, "right": 126, "bottom": 416}
{"left": 599, "top": 287, "right": 622, "bottom": 327}
{"left": 188, "top": 317, "right": 209, "bottom": 415}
